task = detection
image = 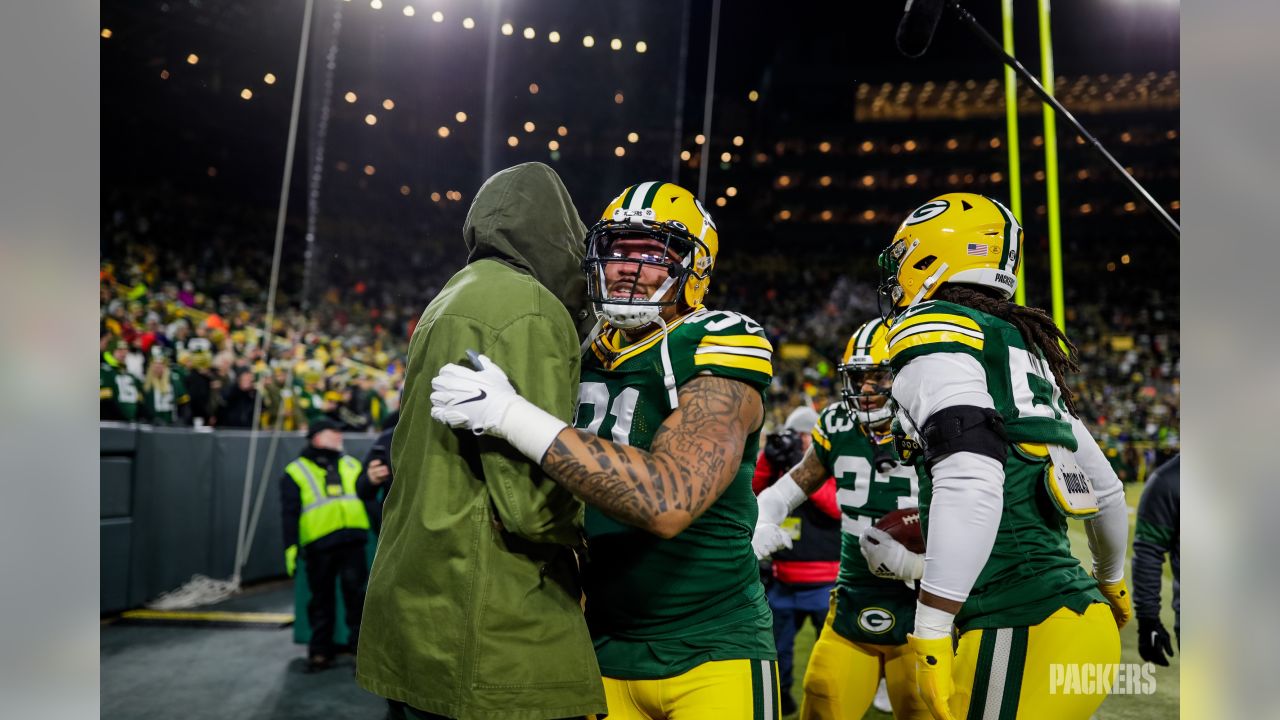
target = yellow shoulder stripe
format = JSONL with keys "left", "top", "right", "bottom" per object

{"left": 693, "top": 352, "right": 773, "bottom": 377}
{"left": 812, "top": 426, "right": 831, "bottom": 451}
{"left": 699, "top": 333, "right": 773, "bottom": 351}
{"left": 888, "top": 312, "right": 980, "bottom": 338}
{"left": 887, "top": 330, "right": 983, "bottom": 359}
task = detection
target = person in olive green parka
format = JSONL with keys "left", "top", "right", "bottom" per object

{"left": 356, "top": 162, "right": 605, "bottom": 720}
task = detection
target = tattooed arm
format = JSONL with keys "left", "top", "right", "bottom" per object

{"left": 785, "top": 443, "right": 829, "bottom": 495}
{"left": 541, "top": 374, "right": 763, "bottom": 539}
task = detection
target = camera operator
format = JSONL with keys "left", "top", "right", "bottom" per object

{"left": 752, "top": 406, "right": 840, "bottom": 715}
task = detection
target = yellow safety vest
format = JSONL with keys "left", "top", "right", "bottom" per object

{"left": 286, "top": 455, "right": 369, "bottom": 546}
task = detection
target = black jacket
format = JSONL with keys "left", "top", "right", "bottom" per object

{"left": 356, "top": 414, "right": 399, "bottom": 534}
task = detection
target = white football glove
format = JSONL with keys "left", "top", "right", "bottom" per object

{"left": 859, "top": 525, "right": 924, "bottom": 581}
{"left": 429, "top": 353, "right": 566, "bottom": 461}
{"left": 752, "top": 523, "right": 794, "bottom": 561}
{"left": 751, "top": 473, "right": 809, "bottom": 560}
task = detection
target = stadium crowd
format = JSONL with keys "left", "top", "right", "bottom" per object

{"left": 100, "top": 192, "right": 1178, "bottom": 480}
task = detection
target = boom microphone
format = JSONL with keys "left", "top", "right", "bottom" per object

{"left": 896, "top": 0, "right": 946, "bottom": 58}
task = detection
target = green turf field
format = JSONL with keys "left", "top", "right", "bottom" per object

{"left": 783, "top": 481, "right": 1179, "bottom": 719}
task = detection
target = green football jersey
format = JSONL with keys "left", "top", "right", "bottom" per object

{"left": 887, "top": 299, "right": 1105, "bottom": 632}
{"left": 144, "top": 371, "right": 189, "bottom": 424}
{"left": 577, "top": 307, "right": 776, "bottom": 679}
{"left": 100, "top": 360, "right": 140, "bottom": 421}
{"left": 812, "top": 401, "right": 919, "bottom": 645}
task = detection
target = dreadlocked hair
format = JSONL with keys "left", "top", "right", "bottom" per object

{"left": 933, "top": 285, "right": 1081, "bottom": 417}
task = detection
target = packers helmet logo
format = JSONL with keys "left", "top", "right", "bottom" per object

{"left": 903, "top": 199, "right": 950, "bottom": 226}
{"left": 858, "top": 607, "right": 896, "bottom": 634}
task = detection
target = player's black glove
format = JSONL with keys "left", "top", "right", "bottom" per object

{"left": 1137, "top": 616, "right": 1175, "bottom": 666}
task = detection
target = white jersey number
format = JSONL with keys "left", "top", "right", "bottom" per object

{"left": 576, "top": 382, "right": 639, "bottom": 446}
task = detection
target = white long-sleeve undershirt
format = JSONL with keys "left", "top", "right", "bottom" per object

{"left": 1070, "top": 415, "right": 1129, "bottom": 583}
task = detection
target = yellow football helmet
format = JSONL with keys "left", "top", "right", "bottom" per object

{"left": 838, "top": 318, "right": 894, "bottom": 427}
{"left": 584, "top": 181, "right": 719, "bottom": 328}
{"left": 877, "top": 193, "right": 1023, "bottom": 319}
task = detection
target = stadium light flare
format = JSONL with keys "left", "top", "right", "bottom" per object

{"left": 557, "top": 126, "right": 568, "bottom": 137}
{"left": 364, "top": 164, "right": 376, "bottom": 175}
{"left": 732, "top": 135, "right": 744, "bottom": 147}
{"left": 400, "top": 185, "right": 411, "bottom": 195}
{"left": 748, "top": 90, "right": 759, "bottom": 102}
{"left": 680, "top": 150, "right": 691, "bottom": 161}
{"left": 524, "top": 27, "right": 536, "bottom": 39}
{"left": 725, "top": 186, "right": 738, "bottom": 197}
{"left": 548, "top": 140, "right": 560, "bottom": 151}
{"left": 501, "top": 23, "right": 514, "bottom": 36}
{"left": 462, "top": 17, "right": 475, "bottom": 29}
{"left": 695, "top": 134, "right": 705, "bottom": 145}
{"left": 240, "top": 89, "right": 253, "bottom": 100}
{"left": 159, "top": 69, "right": 170, "bottom": 80}
{"left": 818, "top": 141, "right": 831, "bottom": 153}
{"left": 382, "top": 98, "right": 394, "bottom": 110}
{"left": 524, "top": 121, "right": 536, "bottom": 132}
{"left": 610, "top": 38, "right": 622, "bottom": 50}
{"left": 101, "top": 28, "right": 113, "bottom": 39}
{"left": 614, "top": 92, "right": 624, "bottom": 104}
{"left": 583, "top": 35, "right": 595, "bottom": 47}
{"left": 437, "top": 126, "right": 450, "bottom": 138}
{"left": 264, "top": 73, "right": 277, "bottom": 84}
{"left": 455, "top": 111, "right": 467, "bottom": 123}
{"left": 548, "top": 31, "right": 561, "bottom": 43}
{"left": 365, "top": 114, "right": 377, "bottom": 125}
{"left": 635, "top": 41, "right": 648, "bottom": 53}
{"left": 403, "top": 5, "right": 414, "bottom": 17}
{"left": 614, "top": 146, "right": 626, "bottom": 157}
{"left": 186, "top": 53, "right": 199, "bottom": 65}
{"left": 508, "top": 136, "right": 519, "bottom": 147}
{"left": 779, "top": 210, "right": 792, "bottom": 220}
{"left": 719, "top": 152, "right": 731, "bottom": 162}
{"left": 819, "top": 175, "right": 832, "bottom": 187}
{"left": 344, "top": 91, "right": 357, "bottom": 103}
{"left": 627, "top": 132, "right": 639, "bottom": 143}
{"left": 715, "top": 197, "right": 726, "bottom": 207}
{"left": 431, "top": 10, "right": 443, "bottom": 23}
{"left": 529, "top": 83, "right": 539, "bottom": 94}
{"left": 370, "top": 0, "right": 382, "bottom": 9}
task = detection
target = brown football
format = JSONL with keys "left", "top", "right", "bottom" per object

{"left": 874, "top": 508, "right": 925, "bottom": 554}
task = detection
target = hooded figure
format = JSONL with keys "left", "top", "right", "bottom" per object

{"left": 357, "top": 163, "right": 605, "bottom": 719}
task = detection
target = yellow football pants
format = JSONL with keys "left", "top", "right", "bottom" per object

{"left": 799, "top": 601, "right": 931, "bottom": 719}
{"left": 602, "top": 658, "right": 782, "bottom": 720}
{"left": 951, "top": 603, "right": 1121, "bottom": 719}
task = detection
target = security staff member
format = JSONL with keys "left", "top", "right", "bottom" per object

{"left": 280, "top": 418, "right": 370, "bottom": 671}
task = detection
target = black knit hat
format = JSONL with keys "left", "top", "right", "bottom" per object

{"left": 307, "top": 418, "right": 343, "bottom": 439}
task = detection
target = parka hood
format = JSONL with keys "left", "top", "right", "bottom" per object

{"left": 463, "top": 163, "right": 591, "bottom": 330}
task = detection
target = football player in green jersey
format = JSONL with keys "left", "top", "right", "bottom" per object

{"left": 872, "top": 193, "right": 1131, "bottom": 720}
{"left": 430, "top": 181, "right": 781, "bottom": 719}
{"left": 753, "top": 318, "right": 930, "bottom": 719}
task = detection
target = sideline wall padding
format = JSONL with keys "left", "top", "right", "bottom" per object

{"left": 101, "top": 425, "right": 379, "bottom": 613}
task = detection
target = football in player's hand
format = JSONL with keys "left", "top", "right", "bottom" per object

{"left": 875, "top": 508, "right": 924, "bottom": 554}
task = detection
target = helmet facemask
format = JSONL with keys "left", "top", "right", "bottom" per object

{"left": 876, "top": 240, "right": 907, "bottom": 322}
{"left": 583, "top": 213, "right": 707, "bottom": 330}
{"left": 839, "top": 358, "right": 895, "bottom": 430}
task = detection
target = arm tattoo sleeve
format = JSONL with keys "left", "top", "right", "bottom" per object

{"left": 788, "top": 444, "right": 828, "bottom": 495}
{"left": 541, "top": 374, "right": 763, "bottom": 533}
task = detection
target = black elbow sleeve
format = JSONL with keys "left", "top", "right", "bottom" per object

{"left": 920, "top": 406, "right": 1007, "bottom": 470}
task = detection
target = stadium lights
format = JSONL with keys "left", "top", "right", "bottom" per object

{"left": 101, "top": 28, "right": 113, "bottom": 39}
{"left": 725, "top": 186, "right": 738, "bottom": 197}
{"left": 695, "top": 134, "right": 705, "bottom": 145}
{"left": 614, "top": 92, "right": 624, "bottom": 104}
{"left": 905, "top": 174, "right": 918, "bottom": 185}
{"left": 557, "top": 126, "right": 568, "bottom": 136}
{"left": 583, "top": 35, "right": 596, "bottom": 47}
{"left": 614, "top": 146, "right": 626, "bottom": 157}
{"left": 365, "top": 114, "right": 377, "bottom": 125}
{"left": 715, "top": 197, "right": 727, "bottom": 207}
{"left": 863, "top": 209, "right": 877, "bottom": 221}
{"left": 501, "top": 22, "right": 514, "bottom": 35}
{"left": 748, "top": 90, "right": 759, "bottom": 102}
{"left": 548, "top": 140, "right": 560, "bottom": 151}
{"left": 159, "top": 69, "right": 170, "bottom": 80}
{"left": 732, "top": 135, "right": 744, "bottom": 147}
{"left": 437, "top": 126, "right": 450, "bottom": 138}
{"left": 370, "top": 0, "right": 382, "bottom": 10}
{"left": 344, "top": 91, "right": 357, "bottom": 103}
{"left": 610, "top": 38, "right": 622, "bottom": 51}
{"left": 431, "top": 10, "right": 443, "bottom": 23}
{"left": 240, "top": 89, "right": 253, "bottom": 100}
{"left": 462, "top": 17, "right": 475, "bottom": 29}
{"left": 403, "top": 5, "right": 414, "bottom": 17}
{"left": 818, "top": 141, "right": 831, "bottom": 153}
{"left": 635, "top": 41, "right": 647, "bottom": 53}
{"left": 720, "top": 152, "right": 731, "bottom": 163}
{"left": 820, "top": 210, "right": 833, "bottom": 222}
{"left": 529, "top": 83, "right": 540, "bottom": 94}
{"left": 779, "top": 210, "right": 792, "bottom": 220}
{"left": 680, "top": 150, "right": 691, "bottom": 161}
{"left": 861, "top": 175, "right": 875, "bottom": 187}
{"left": 904, "top": 139, "right": 917, "bottom": 151}
{"left": 508, "top": 136, "right": 519, "bottom": 147}
{"left": 627, "top": 132, "right": 639, "bottom": 143}
{"left": 549, "top": 31, "right": 561, "bottom": 43}
{"left": 186, "top": 53, "right": 199, "bottom": 65}
{"left": 364, "top": 164, "right": 376, "bottom": 175}
{"left": 455, "top": 111, "right": 467, "bottom": 123}
{"left": 400, "top": 185, "right": 411, "bottom": 196}
{"left": 524, "top": 27, "right": 536, "bottom": 39}
{"left": 819, "top": 176, "right": 832, "bottom": 187}
{"left": 431, "top": 192, "right": 441, "bottom": 202}
{"left": 777, "top": 175, "right": 791, "bottom": 187}
{"left": 861, "top": 140, "right": 874, "bottom": 152}
{"left": 382, "top": 98, "right": 395, "bottom": 110}
{"left": 264, "top": 73, "right": 277, "bottom": 84}
{"left": 1121, "top": 254, "right": 1131, "bottom": 264}
{"left": 991, "top": 171, "right": 1004, "bottom": 183}
{"left": 524, "top": 121, "right": 536, "bottom": 132}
